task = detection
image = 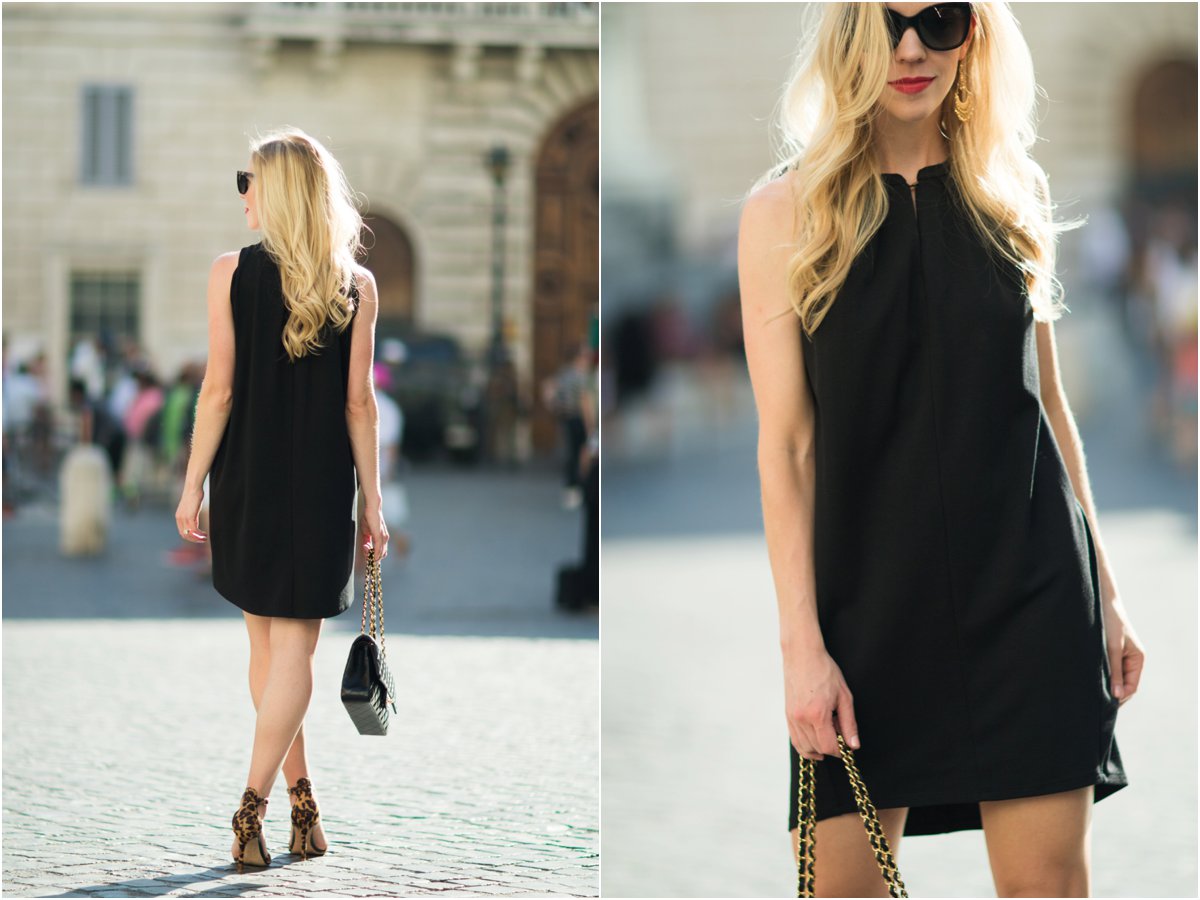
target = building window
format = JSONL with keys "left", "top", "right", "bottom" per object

{"left": 69, "top": 273, "right": 140, "bottom": 359}
{"left": 80, "top": 85, "right": 134, "bottom": 185}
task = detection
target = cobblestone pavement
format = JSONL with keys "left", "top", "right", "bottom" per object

{"left": 3, "top": 463, "right": 597, "bottom": 897}
{"left": 601, "top": 346, "right": 1196, "bottom": 896}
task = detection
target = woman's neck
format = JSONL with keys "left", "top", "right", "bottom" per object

{"left": 874, "top": 119, "right": 950, "bottom": 181}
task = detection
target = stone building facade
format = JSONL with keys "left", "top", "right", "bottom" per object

{"left": 3, "top": 1, "right": 598, "bottom": 456}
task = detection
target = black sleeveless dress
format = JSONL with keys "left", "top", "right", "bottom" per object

{"left": 786, "top": 161, "right": 1128, "bottom": 836}
{"left": 210, "top": 241, "right": 360, "bottom": 619}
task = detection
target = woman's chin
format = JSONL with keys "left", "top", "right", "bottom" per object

{"left": 882, "top": 104, "right": 941, "bottom": 126}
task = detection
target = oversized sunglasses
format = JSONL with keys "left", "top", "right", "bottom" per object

{"left": 236, "top": 170, "right": 254, "bottom": 195}
{"left": 885, "top": 3, "right": 972, "bottom": 52}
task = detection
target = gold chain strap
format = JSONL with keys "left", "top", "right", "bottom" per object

{"left": 796, "top": 741, "right": 817, "bottom": 897}
{"left": 796, "top": 734, "right": 908, "bottom": 898}
{"left": 361, "top": 547, "right": 387, "bottom": 662}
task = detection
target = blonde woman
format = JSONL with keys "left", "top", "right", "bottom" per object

{"left": 738, "top": 3, "right": 1142, "bottom": 895}
{"left": 174, "top": 127, "right": 390, "bottom": 871}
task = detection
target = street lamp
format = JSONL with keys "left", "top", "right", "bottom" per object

{"left": 486, "top": 145, "right": 510, "bottom": 367}
{"left": 482, "top": 145, "right": 518, "bottom": 464}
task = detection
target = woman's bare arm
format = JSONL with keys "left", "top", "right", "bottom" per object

{"left": 1035, "top": 321, "right": 1114, "bottom": 599}
{"left": 1035, "top": 319, "right": 1145, "bottom": 703}
{"left": 184, "top": 253, "right": 238, "bottom": 493}
{"left": 345, "top": 268, "right": 382, "bottom": 507}
{"left": 738, "top": 178, "right": 824, "bottom": 656}
{"left": 175, "top": 252, "right": 236, "bottom": 542}
{"left": 739, "top": 175, "right": 860, "bottom": 758}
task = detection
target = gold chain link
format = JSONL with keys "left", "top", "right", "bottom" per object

{"left": 362, "top": 547, "right": 387, "bottom": 663}
{"left": 796, "top": 734, "right": 908, "bottom": 898}
{"left": 796, "top": 743, "right": 816, "bottom": 897}
{"left": 360, "top": 547, "right": 371, "bottom": 635}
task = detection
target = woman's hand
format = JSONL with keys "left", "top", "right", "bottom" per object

{"left": 1102, "top": 589, "right": 1145, "bottom": 707}
{"left": 784, "top": 643, "right": 860, "bottom": 761}
{"left": 175, "top": 484, "right": 207, "bottom": 543}
{"left": 359, "top": 498, "right": 390, "bottom": 561}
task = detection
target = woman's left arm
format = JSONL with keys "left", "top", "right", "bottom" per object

{"left": 1036, "top": 320, "right": 1145, "bottom": 706}
{"left": 176, "top": 252, "right": 238, "bottom": 542}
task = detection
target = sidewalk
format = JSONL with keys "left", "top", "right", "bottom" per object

{"left": 3, "top": 463, "right": 598, "bottom": 897}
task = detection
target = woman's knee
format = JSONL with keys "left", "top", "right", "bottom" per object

{"left": 982, "top": 788, "right": 1092, "bottom": 898}
{"left": 244, "top": 611, "right": 272, "bottom": 657}
{"left": 267, "top": 616, "right": 323, "bottom": 657}
{"left": 993, "top": 864, "right": 1089, "bottom": 898}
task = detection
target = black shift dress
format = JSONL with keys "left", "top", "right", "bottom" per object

{"left": 785, "top": 161, "right": 1128, "bottom": 836}
{"left": 210, "top": 241, "right": 360, "bottom": 619}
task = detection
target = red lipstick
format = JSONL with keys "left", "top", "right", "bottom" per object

{"left": 890, "top": 77, "right": 934, "bottom": 95}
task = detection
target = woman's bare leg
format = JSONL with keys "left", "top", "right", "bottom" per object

{"left": 980, "top": 786, "right": 1092, "bottom": 897}
{"left": 243, "top": 612, "right": 312, "bottom": 785}
{"left": 790, "top": 806, "right": 909, "bottom": 897}
{"left": 232, "top": 614, "right": 326, "bottom": 859}
{"left": 246, "top": 616, "right": 322, "bottom": 789}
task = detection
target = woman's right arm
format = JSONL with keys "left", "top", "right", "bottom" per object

{"left": 737, "top": 178, "right": 859, "bottom": 760}
{"left": 345, "top": 268, "right": 390, "bottom": 558}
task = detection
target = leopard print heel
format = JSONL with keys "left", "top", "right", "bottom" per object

{"left": 287, "top": 777, "right": 328, "bottom": 860}
{"left": 231, "top": 786, "right": 271, "bottom": 872}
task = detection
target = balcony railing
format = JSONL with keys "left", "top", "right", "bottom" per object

{"left": 247, "top": 2, "right": 598, "bottom": 48}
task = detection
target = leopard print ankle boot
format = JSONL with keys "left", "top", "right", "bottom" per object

{"left": 287, "top": 777, "right": 328, "bottom": 860}
{"left": 231, "top": 786, "right": 271, "bottom": 872}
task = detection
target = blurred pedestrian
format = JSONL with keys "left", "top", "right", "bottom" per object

{"left": 69, "top": 335, "right": 107, "bottom": 403}
{"left": 60, "top": 379, "right": 114, "bottom": 556}
{"left": 372, "top": 360, "right": 410, "bottom": 559}
{"left": 118, "top": 366, "right": 163, "bottom": 509}
{"left": 67, "top": 378, "right": 125, "bottom": 482}
{"left": 23, "top": 352, "right": 56, "bottom": 480}
{"left": 2, "top": 334, "right": 11, "bottom": 516}
{"left": 107, "top": 341, "right": 144, "bottom": 425}
{"left": 740, "top": 4, "right": 1141, "bottom": 893}
{"left": 160, "top": 362, "right": 201, "bottom": 475}
{"left": 162, "top": 363, "right": 206, "bottom": 568}
{"left": 541, "top": 341, "right": 592, "bottom": 508}
{"left": 578, "top": 355, "right": 599, "bottom": 608}
{"left": 174, "top": 127, "right": 388, "bottom": 872}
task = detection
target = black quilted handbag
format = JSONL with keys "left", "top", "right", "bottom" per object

{"left": 341, "top": 547, "right": 397, "bottom": 735}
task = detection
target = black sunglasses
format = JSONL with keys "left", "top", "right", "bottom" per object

{"left": 236, "top": 170, "right": 254, "bottom": 195}
{"left": 885, "top": 3, "right": 972, "bottom": 52}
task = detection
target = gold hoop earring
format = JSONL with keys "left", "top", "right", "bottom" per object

{"left": 953, "top": 62, "right": 974, "bottom": 123}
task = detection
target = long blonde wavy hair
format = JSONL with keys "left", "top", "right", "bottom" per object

{"left": 752, "top": 2, "right": 1082, "bottom": 335}
{"left": 250, "top": 127, "right": 366, "bottom": 361}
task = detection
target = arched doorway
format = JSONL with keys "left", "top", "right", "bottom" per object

{"left": 1131, "top": 58, "right": 1197, "bottom": 207}
{"left": 359, "top": 213, "right": 416, "bottom": 325}
{"left": 531, "top": 97, "right": 599, "bottom": 454}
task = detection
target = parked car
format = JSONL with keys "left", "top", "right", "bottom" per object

{"left": 375, "top": 325, "right": 486, "bottom": 463}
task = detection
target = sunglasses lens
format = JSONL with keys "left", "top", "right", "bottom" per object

{"left": 919, "top": 5, "right": 970, "bottom": 51}
{"left": 237, "top": 172, "right": 248, "bottom": 194}
{"left": 885, "top": 10, "right": 904, "bottom": 48}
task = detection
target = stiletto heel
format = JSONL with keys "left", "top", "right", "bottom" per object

{"left": 231, "top": 786, "right": 271, "bottom": 872}
{"left": 287, "top": 777, "right": 328, "bottom": 859}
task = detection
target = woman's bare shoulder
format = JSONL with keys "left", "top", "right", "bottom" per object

{"left": 345, "top": 264, "right": 378, "bottom": 302}
{"left": 740, "top": 168, "right": 801, "bottom": 242}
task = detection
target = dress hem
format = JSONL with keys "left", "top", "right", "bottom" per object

{"left": 791, "top": 769, "right": 1129, "bottom": 836}
{"left": 214, "top": 583, "right": 354, "bottom": 620}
